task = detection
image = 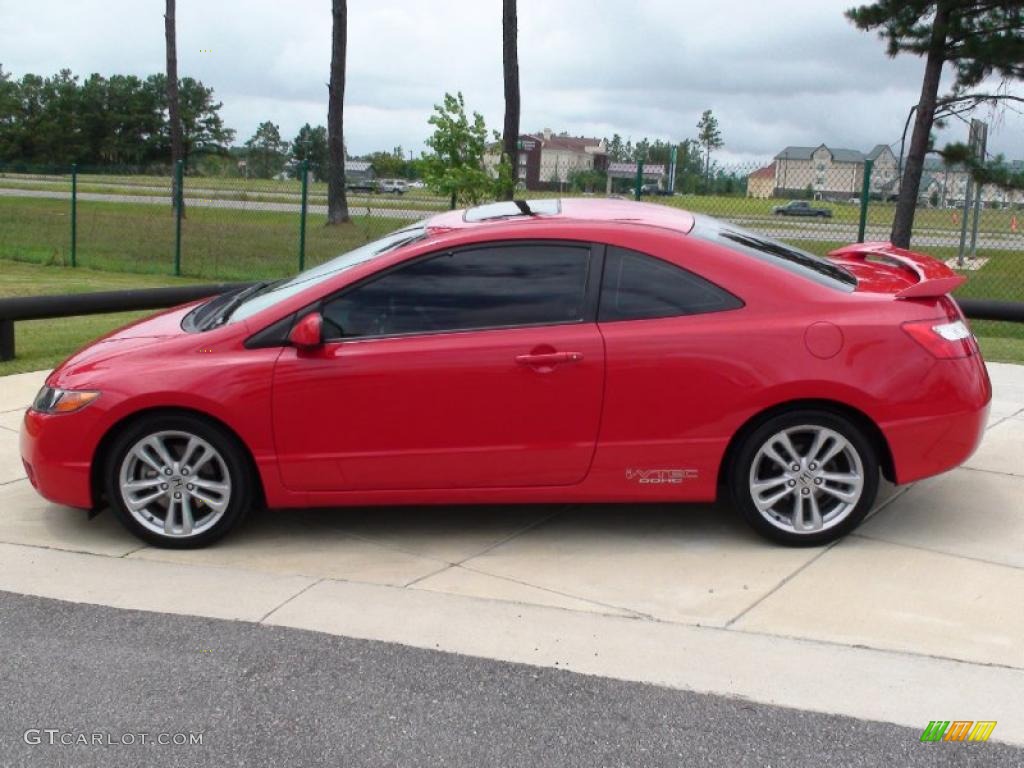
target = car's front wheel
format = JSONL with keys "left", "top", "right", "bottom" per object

{"left": 105, "top": 413, "right": 254, "bottom": 548}
{"left": 729, "top": 410, "right": 879, "bottom": 545}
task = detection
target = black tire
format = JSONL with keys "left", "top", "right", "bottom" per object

{"left": 728, "top": 409, "right": 879, "bottom": 546}
{"left": 104, "top": 412, "right": 254, "bottom": 548}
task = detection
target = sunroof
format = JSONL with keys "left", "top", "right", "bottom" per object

{"left": 463, "top": 199, "right": 561, "bottom": 222}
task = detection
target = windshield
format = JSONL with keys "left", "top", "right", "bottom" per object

{"left": 228, "top": 223, "right": 428, "bottom": 323}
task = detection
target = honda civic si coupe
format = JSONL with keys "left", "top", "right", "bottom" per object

{"left": 20, "top": 198, "right": 991, "bottom": 548}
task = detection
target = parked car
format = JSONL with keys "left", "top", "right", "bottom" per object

{"left": 346, "top": 179, "right": 376, "bottom": 193}
{"left": 21, "top": 199, "right": 989, "bottom": 548}
{"left": 773, "top": 200, "right": 833, "bottom": 217}
{"left": 378, "top": 179, "right": 408, "bottom": 195}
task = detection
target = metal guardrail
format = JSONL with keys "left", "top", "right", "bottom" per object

{"left": 955, "top": 299, "right": 1024, "bottom": 324}
{"left": 0, "top": 286, "right": 1021, "bottom": 364}
{"left": 0, "top": 283, "right": 251, "bottom": 362}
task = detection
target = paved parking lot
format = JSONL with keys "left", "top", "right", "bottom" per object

{"left": 1, "top": 363, "right": 1023, "bottom": 744}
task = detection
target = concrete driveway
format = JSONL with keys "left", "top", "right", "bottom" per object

{"left": 1, "top": 363, "right": 1023, "bottom": 744}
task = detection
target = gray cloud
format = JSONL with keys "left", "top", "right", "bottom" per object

{"left": 1, "top": 0, "right": 1020, "bottom": 164}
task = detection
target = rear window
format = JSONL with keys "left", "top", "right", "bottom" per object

{"left": 692, "top": 215, "right": 856, "bottom": 291}
{"left": 599, "top": 247, "right": 742, "bottom": 321}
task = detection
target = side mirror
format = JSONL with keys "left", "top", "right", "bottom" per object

{"left": 289, "top": 312, "right": 323, "bottom": 349}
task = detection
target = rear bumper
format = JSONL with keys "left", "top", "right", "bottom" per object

{"left": 20, "top": 409, "right": 95, "bottom": 509}
{"left": 880, "top": 356, "right": 992, "bottom": 485}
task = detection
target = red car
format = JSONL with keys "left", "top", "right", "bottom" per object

{"left": 20, "top": 199, "right": 990, "bottom": 548}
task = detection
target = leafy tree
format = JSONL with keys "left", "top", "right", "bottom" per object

{"left": 327, "top": 0, "right": 349, "bottom": 224}
{"left": 97, "top": 74, "right": 164, "bottom": 165}
{"left": 0, "top": 65, "right": 18, "bottom": 159}
{"left": 291, "top": 123, "right": 328, "bottom": 181}
{"left": 696, "top": 109, "right": 723, "bottom": 183}
{"left": 364, "top": 146, "right": 408, "bottom": 178}
{"left": 244, "top": 121, "right": 288, "bottom": 178}
{"left": 633, "top": 137, "right": 651, "bottom": 162}
{"left": 568, "top": 168, "right": 605, "bottom": 192}
{"left": 144, "top": 74, "right": 234, "bottom": 164}
{"left": 0, "top": 68, "right": 231, "bottom": 168}
{"left": 422, "top": 91, "right": 495, "bottom": 208}
{"left": 847, "top": 1, "right": 1024, "bottom": 247}
{"left": 606, "top": 133, "right": 625, "bottom": 161}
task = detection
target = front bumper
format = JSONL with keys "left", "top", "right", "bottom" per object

{"left": 20, "top": 408, "right": 97, "bottom": 509}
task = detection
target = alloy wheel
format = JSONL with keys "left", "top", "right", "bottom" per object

{"left": 118, "top": 430, "right": 232, "bottom": 539}
{"left": 748, "top": 424, "right": 864, "bottom": 535}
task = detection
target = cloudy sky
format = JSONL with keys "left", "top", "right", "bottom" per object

{"left": 2, "top": 0, "right": 1021, "bottom": 165}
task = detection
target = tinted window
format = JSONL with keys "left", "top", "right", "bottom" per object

{"left": 598, "top": 247, "right": 742, "bottom": 322}
{"left": 323, "top": 244, "right": 590, "bottom": 338}
{"left": 692, "top": 215, "right": 856, "bottom": 291}
{"left": 229, "top": 224, "right": 426, "bottom": 323}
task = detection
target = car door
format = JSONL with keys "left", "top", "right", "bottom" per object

{"left": 590, "top": 245, "right": 746, "bottom": 497}
{"left": 271, "top": 241, "right": 605, "bottom": 492}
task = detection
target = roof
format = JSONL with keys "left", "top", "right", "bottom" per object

{"left": 538, "top": 134, "right": 604, "bottom": 153}
{"left": 776, "top": 145, "right": 864, "bottom": 163}
{"left": 424, "top": 197, "right": 695, "bottom": 234}
{"left": 346, "top": 160, "right": 373, "bottom": 172}
{"left": 748, "top": 163, "right": 776, "bottom": 179}
{"left": 866, "top": 144, "right": 893, "bottom": 161}
{"left": 606, "top": 162, "right": 666, "bottom": 178}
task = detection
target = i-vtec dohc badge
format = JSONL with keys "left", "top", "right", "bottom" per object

{"left": 625, "top": 469, "right": 698, "bottom": 485}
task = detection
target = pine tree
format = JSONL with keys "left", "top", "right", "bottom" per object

{"left": 847, "top": 1, "right": 1024, "bottom": 247}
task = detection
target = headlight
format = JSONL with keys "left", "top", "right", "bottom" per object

{"left": 31, "top": 386, "right": 100, "bottom": 414}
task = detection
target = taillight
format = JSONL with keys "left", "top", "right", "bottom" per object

{"left": 901, "top": 318, "right": 978, "bottom": 359}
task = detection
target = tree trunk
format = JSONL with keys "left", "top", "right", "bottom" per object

{"left": 890, "top": 3, "right": 950, "bottom": 248}
{"left": 501, "top": 0, "right": 520, "bottom": 201}
{"left": 327, "top": 0, "right": 350, "bottom": 225}
{"left": 164, "top": 0, "right": 185, "bottom": 216}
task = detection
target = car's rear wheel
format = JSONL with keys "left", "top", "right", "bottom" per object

{"left": 729, "top": 410, "right": 879, "bottom": 545}
{"left": 105, "top": 414, "right": 253, "bottom": 548}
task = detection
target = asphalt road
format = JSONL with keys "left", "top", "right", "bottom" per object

{"left": 1, "top": 591, "right": 1019, "bottom": 767}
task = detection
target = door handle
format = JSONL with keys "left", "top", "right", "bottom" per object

{"left": 515, "top": 351, "right": 584, "bottom": 367}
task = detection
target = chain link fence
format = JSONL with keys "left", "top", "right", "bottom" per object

{"left": 1, "top": 157, "right": 1021, "bottom": 292}
{"left": 1, "top": 155, "right": 1023, "bottom": 363}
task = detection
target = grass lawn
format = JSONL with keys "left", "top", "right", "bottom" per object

{"left": 0, "top": 197, "right": 416, "bottom": 280}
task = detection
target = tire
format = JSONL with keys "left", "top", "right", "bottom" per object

{"left": 104, "top": 413, "right": 254, "bottom": 548}
{"left": 728, "top": 409, "right": 879, "bottom": 546}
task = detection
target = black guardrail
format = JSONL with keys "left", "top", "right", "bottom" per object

{"left": 0, "top": 286, "right": 1021, "bottom": 364}
{"left": 955, "top": 299, "right": 1024, "bottom": 324}
{"left": 0, "top": 283, "right": 253, "bottom": 361}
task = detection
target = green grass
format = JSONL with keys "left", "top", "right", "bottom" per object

{"left": 0, "top": 197, "right": 416, "bottom": 280}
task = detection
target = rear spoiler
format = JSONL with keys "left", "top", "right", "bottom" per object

{"left": 828, "top": 242, "right": 966, "bottom": 299}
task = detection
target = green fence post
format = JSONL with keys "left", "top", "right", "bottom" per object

{"left": 298, "top": 160, "right": 309, "bottom": 272}
{"left": 857, "top": 159, "right": 873, "bottom": 243}
{"left": 634, "top": 160, "right": 644, "bottom": 198}
{"left": 70, "top": 163, "right": 78, "bottom": 267}
{"left": 173, "top": 160, "right": 184, "bottom": 276}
